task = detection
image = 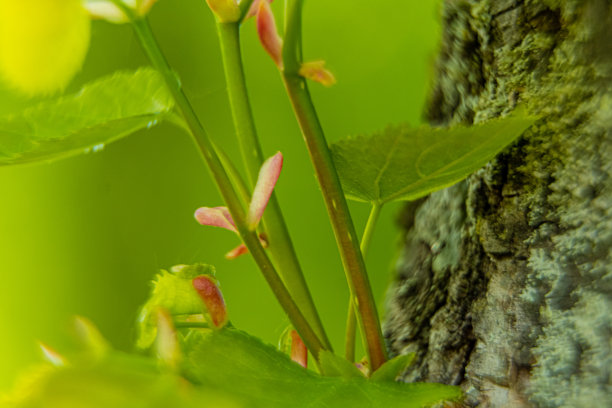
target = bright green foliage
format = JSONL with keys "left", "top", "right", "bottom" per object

{"left": 370, "top": 354, "right": 415, "bottom": 382}
{"left": 0, "top": 68, "right": 174, "bottom": 166}
{"left": 331, "top": 112, "right": 535, "bottom": 204}
{"left": 318, "top": 350, "right": 365, "bottom": 378}
{"left": 137, "top": 264, "right": 216, "bottom": 349}
{"left": 185, "top": 328, "right": 462, "bottom": 407}
{"left": 2, "top": 354, "right": 240, "bottom": 408}
{"left": 2, "top": 325, "right": 461, "bottom": 408}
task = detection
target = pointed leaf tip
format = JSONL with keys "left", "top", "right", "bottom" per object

{"left": 195, "top": 206, "right": 237, "bottom": 233}
{"left": 290, "top": 330, "right": 308, "bottom": 368}
{"left": 225, "top": 243, "right": 249, "bottom": 259}
{"left": 39, "top": 342, "right": 66, "bottom": 367}
{"left": 73, "top": 316, "right": 110, "bottom": 358}
{"left": 247, "top": 152, "right": 283, "bottom": 229}
{"left": 299, "top": 61, "right": 336, "bottom": 87}
{"left": 156, "top": 308, "right": 181, "bottom": 369}
{"left": 257, "top": 0, "right": 283, "bottom": 69}
{"left": 192, "top": 275, "right": 228, "bottom": 329}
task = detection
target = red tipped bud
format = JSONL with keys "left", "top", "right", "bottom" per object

{"left": 205, "top": 0, "right": 240, "bottom": 23}
{"left": 247, "top": 152, "right": 283, "bottom": 229}
{"left": 192, "top": 275, "right": 228, "bottom": 329}
{"left": 290, "top": 330, "right": 308, "bottom": 368}
{"left": 256, "top": 0, "right": 283, "bottom": 69}
{"left": 299, "top": 61, "right": 337, "bottom": 87}
{"left": 225, "top": 243, "right": 249, "bottom": 260}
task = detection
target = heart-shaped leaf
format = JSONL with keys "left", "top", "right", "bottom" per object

{"left": 331, "top": 112, "right": 535, "bottom": 204}
{"left": 0, "top": 68, "right": 174, "bottom": 166}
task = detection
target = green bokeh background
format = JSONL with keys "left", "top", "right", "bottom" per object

{"left": 0, "top": 0, "right": 440, "bottom": 388}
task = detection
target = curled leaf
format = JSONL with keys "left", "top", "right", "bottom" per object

{"left": 193, "top": 275, "right": 228, "bottom": 329}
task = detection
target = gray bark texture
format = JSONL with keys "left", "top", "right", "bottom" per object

{"left": 383, "top": 1, "right": 612, "bottom": 407}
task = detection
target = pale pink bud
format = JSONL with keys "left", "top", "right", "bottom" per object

{"left": 39, "top": 342, "right": 66, "bottom": 367}
{"left": 247, "top": 152, "right": 283, "bottom": 229}
{"left": 156, "top": 308, "right": 181, "bottom": 369}
{"left": 290, "top": 330, "right": 307, "bottom": 368}
{"left": 85, "top": 1, "right": 129, "bottom": 23}
{"left": 245, "top": 0, "right": 273, "bottom": 20}
{"left": 257, "top": 0, "right": 283, "bottom": 69}
{"left": 206, "top": 0, "right": 241, "bottom": 23}
{"left": 193, "top": 275, "right": 228, "bottom": 329}
{"left": 299, "top": 61, "right": 337, "bottom": 87}
{"left": 194, "top": 206, "right": 237, "bottom": 233}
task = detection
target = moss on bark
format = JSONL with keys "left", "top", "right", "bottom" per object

{"left": 384, "top": 1, "right": 612, "bottom": 406}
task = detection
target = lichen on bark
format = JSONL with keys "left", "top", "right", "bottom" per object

{"left": 384, "top": 1, "right": 612, "bottom": 407}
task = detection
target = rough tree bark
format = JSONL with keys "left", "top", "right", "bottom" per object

{"left": 384, "top": 1, "right": 611, "bottom": 407}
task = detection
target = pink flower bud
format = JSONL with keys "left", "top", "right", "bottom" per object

{"left": 205, "top": 0, "right": 240, "bottom": 23}
{"left": 194, "top": 206, "right": 237, "bottom": 233}
{"left": 290, "top": 330, "right": 307, "bottom": 368}
{"left": 247, "top": 152, "right": 283, "bottom": 229}
{"left": 256, "top": 0, "right": 283, "bottom": 69}
{"left": 299, "top": 60, "right": 337, "bottom": 87}
{"left": 192, "top": 275, "right": 228, "bottom": 329}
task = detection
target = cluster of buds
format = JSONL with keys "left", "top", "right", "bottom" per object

{"left": 255, "top": 0, "right": 335, "bottom": 85}
{"left": 205, "top": 0, "right": 335, "bottom": 86}
{"left": 195, "top": 151, "right": 282, "bottom": 259}
{"left": 85, "top": 0, "right": 157, "bottom": 23}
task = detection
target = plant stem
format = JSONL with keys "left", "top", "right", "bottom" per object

{"left": 216, "top": 22, "right": 331, "bottom": 351}
{"left": 126, "top": 13, "right": 326, "bottom": 357}
{"left": 282, "top": 0, "right": 387, "bottom": 370}
{"left": 345, "top": 203, "right": 382, "bottom": 362}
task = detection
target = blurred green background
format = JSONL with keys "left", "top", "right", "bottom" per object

{"left": 0, "top": 0, "right": 440, "bottom": 388}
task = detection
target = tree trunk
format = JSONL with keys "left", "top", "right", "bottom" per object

{"left": 383, "top": 1, "right": 612, "bottom": 407}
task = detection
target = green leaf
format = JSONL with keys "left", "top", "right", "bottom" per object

{"left": 186, "top": 328, "right": 462, "bottom": 408}
{"left": 137, "top": 264, "right": 216, "bottom": 349}
{"left": 4, "top": 325, "right": 461, "bottom": 408}
{"left": 0, "top": 68, "right": 174, "bottom": 166}
{"left": 370, "top": 353, "right": 415, "bottom": 382}
{"left": 318, "top": 350, "right": 365, "bottom": 379}
{"left": 2, "top": 354, "right": 240, "bottom": 408}
{"left": 331, "top": 112, "right": 535, "bottom": 204}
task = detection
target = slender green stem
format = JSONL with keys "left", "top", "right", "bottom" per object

{"left": 216, "top": 22, "right": 331, "bottom": 350}
{"left": 345, "top": 203, "right": 382, "bottom": 362}
{"left": 125, "top": 12, "right": 326, "bottom": 357}
{"left": 282, "top": 0, "right": 387, "bottom": 370}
